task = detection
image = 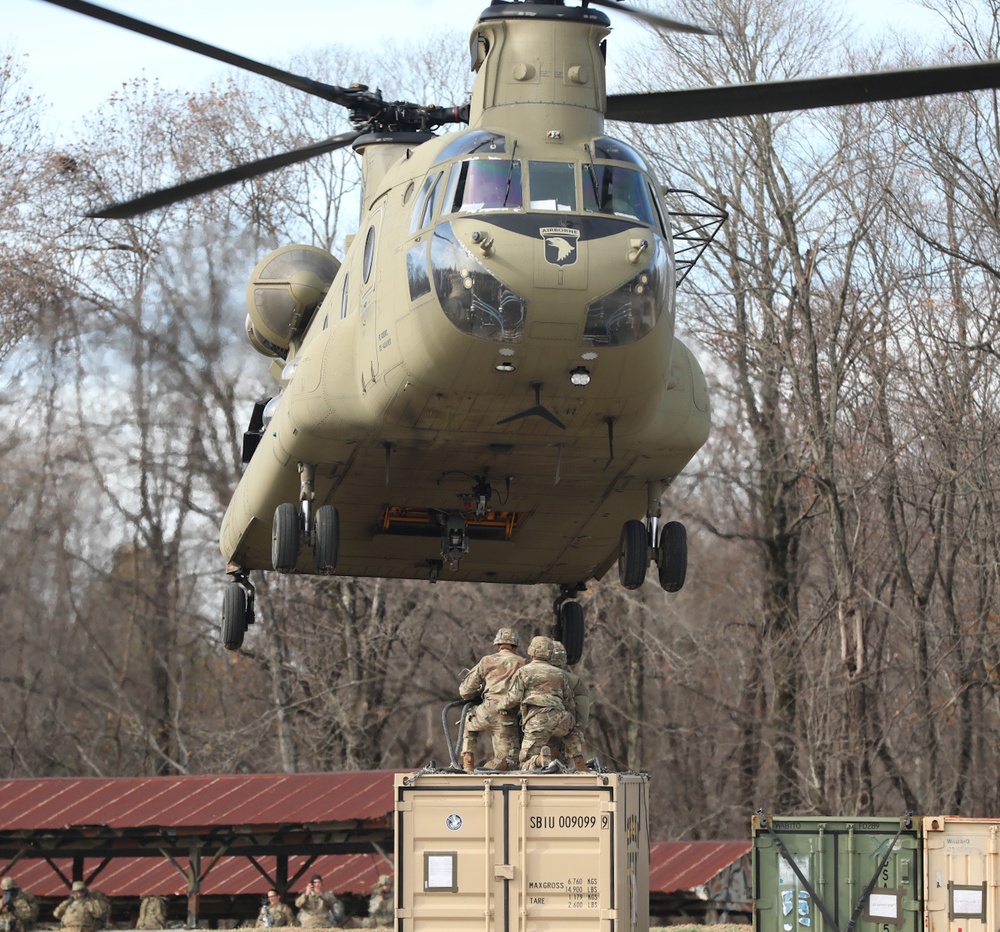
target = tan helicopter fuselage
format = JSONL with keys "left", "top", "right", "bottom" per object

{"left": 221, "top": 8, "right": 710, "bottom": 586}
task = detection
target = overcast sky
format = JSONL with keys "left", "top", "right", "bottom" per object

{"left": 6, "top": 0, "right": 941, "bottom": 141}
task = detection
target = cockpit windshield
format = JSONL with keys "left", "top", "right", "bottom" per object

{"left": 582, "top": 164, "right": 657, "bottom": 226}
{"left": 451, "top": 159, "right": 523, "bottom": 212}
{"left": 443, "top": 155, "right": 659, "bottom": 227}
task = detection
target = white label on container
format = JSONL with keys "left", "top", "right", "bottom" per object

{"left": 953, "top": 888, "right": 984, "bottom": 915}
{"left": 427, "top": 855, "right": 454, "bottom": 888}
{"left": 868, "top": 893, "right": 899, "bottom": 920}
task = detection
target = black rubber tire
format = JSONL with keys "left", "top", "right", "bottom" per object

{"left": 271, "top": 502, "right": 300, "bottom": 573}
{"left": 657, "top": 520, "right": 688, "bottom": 592}
{"left": 221, "top": 584, "right": 247, "bottom": 651}
{"left": 313, "top": 504, "right": 340, "bottom": 573}
{"left": 559, "top": 601, "right": 585, "bottom": 665}
{"left": 618, "top": 519, "right": 649, "bottom": 589}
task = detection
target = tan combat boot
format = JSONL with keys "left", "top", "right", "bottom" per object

{"left": 536, "top": 746, "right": 552, "bottom": 768}
{"left": 572, "top": 756, "right": 590, "bottom": 772}
{"left": 461, "top": 752, "right": 475, "bottom": 772}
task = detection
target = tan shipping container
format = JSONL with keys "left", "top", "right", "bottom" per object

{"left": 394, "top": 770, "right": 650, "bottom": 932}
{"left": 923, "top": 816, "right": 1000, "bottom": 932}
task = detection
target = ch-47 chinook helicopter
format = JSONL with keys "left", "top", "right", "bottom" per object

{"left": 41, "top": 0, "right": 1000, "bottom": 663}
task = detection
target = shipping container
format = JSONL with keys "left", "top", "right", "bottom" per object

{"left": 923, "top": 816, "right": 1000, "bottom": 932}
{"left": 394, "top": 770, "right": 649, "bottom": 932}
{"left": 752, "top": 815, "right": 921, "bottom": 932}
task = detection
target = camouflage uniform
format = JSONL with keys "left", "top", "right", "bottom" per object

{"left": 53, "top": 884, "right": 102, "bottom": 932}
{"left": 501, "top": 636, "right": 575, "bottom": 769}
{"left": 551, "top": 641, "right": 591, "bottom": 770}
{"left": 364, "top": 875, "right": 393, "bottom": 928}
{"left": 295, "top": 889, "right": 340, "bottom": 928}
{"left": 256, "top": 900, "right": 296, "bottom": 928}
{"left": 459, "top": 628, "right": 526, "bottom": 770}
{"left": 0, "top": 897, "right": 24, "bottom": 932}
{"left": 1, "top": 879, "right": 37, "bottom": 932}
{"left": 136, "top": 896, "right": 167, "bottom": 930}
{"left": 87, "top": 892, "right": 111, "bottom": 931}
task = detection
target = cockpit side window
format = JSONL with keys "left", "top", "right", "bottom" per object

{"left": 409, "top": 172, "right": 444, "bottom": 234}
{"left": 583, "top": 164, "right": 656, "bottom": 226}
{"left": 528, "top": 161, "right": 577, "bottom": 211}
{"left": 452, "top": 158, "right": 523, "bottom": 212}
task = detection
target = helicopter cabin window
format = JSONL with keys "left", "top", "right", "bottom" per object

{"left": 452, "top": 158, "right": 523, "bottom": 212}
{"left": 362, "top": 226, "right": 376, "bottom": 284}
{"left": 341, "top": 274, "right": 350, "bottom": 319}
{"left": 528, "top": 161, "right": 577, "bottom": 211}
{"left": 407, "top": 244, "right": 431, "bottom": 301}
{"left": 647, "top": 181, "right": 670, "bottom": 238}
{"left": 409, "top": 172, "right": 444, "bottom": 234}
{"left": 583, "top": 165, "right": 657, "bottom": 226}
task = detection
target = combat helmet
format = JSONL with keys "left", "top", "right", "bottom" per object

{"left": 528, "top": 635, "right": 553, "bottom": 660}
{"left": 71, "top": 881, "right": 87, "bottom": 893}
{"left": 0, "top": 878, "right": 15, "bottom": 891}
{"left": 550, "top": 641, "right": 567, "bottom": 668}
{"left": 493, "top": 627, "right": 519, "bottom": 647}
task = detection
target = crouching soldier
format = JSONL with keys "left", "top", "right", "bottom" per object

{"left": 502, "top": 636, "right": 575, "bottom": 770}
{"left": 551, "top": 640, "right": 592, "bottom": 771}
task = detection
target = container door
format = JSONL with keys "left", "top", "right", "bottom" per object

{"left": 924, "top": 816, "right": 1000, "bottom": 932}
{"left": 754, "top": 817, "right": 922, "bottom": 932}
{"left": 397, "top": 778, "right": 623, "bottom": 932}
{"left": 512, "top": 781, "right": 618, "bottom": 932}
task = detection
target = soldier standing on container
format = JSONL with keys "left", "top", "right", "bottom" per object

{"left": 257, "top": 890, "right": 296, "bottom": 928}
{"left": 364, "top": 875, "right": 393, "bottom": 928}
{"left": 458, "top": 627, "right": 526, "bottom": 771}
{"left": 53, "top": 882, "right": 102, "bottom": 932}
{"left": 1, "top": 878, "right": 38, "bottom": 932}
{"left": 551, "top": 640, "right": 592, "bottom": 771}
{"left": 136, "top": 895, "right": 167, "bottom": 930}
{"left": 295, "top": 875, "right": 342, "bottom": 929}
{"left": 501, "top": 635, "right": 575, "bottom": 770}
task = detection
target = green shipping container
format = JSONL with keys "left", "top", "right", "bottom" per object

{"left": 752, "top": 815, "right": 922, "bottom": 932}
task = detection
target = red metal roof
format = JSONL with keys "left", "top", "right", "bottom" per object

{"left": 0, "top": 772, "right": 395, "bottom": 831}
{"left": 649, "top": 840, "right": 751, "bottom": 893}
{"left": 1, "top": 854, "right": 390, "bottom": 898}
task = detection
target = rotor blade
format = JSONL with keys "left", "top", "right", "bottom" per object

{"left": 89, "top": 131, "right": 362, "bottom": 219}
{"left": 35, "top": 0, "right": 357, "bottom": 106}
{"left": 606, "top": 59, "right": 1000, "bottom": 124}
{"left": 586, "top": 0, "right": 719, "bottom": 35}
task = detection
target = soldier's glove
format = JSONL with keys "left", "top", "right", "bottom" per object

{"left": 459, "top": 694, "right": 484, "bottom": 705}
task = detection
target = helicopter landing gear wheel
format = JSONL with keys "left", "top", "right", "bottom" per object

{"left": 313, "top": 504, "right": 340, "bottom": 573}
{"left": 557, "top": 600, "right": 584, "bottom": 665}
{"left": 221, "top": 583, "right": 249, "bottom": 650}
{"left": 657, "top": 520, "right": 687, "bottom": 592}
{"left": 272, "top": 502, "right": 300, "bottom": 572}
{"left": 618, "top": 519, "right": 649, "bottom": 590}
